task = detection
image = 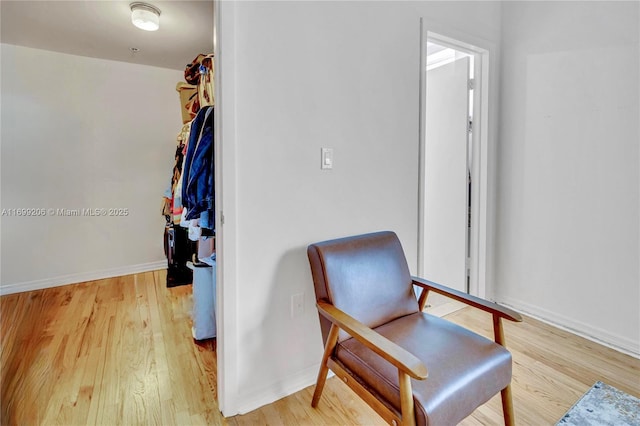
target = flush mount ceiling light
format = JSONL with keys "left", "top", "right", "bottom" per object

{"left": 130, "top": 2, "right": 161, "bottom": 31}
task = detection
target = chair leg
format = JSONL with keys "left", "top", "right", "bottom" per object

{"left": 493, "top": 316, "right": 515, "bottom": 425}
{"left": 399, "top": 371, "right": 416, "bottom": 426}
{"left": 501, "top": 385, "right": 515, "bottom": 426}
{"left": 311, "top": 324, "right": 340, "bottom": 408}
{"left": 417, "top": 288, "right": 430, "bottom": 312}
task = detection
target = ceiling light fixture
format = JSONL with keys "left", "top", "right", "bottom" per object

{"left": 130, "top": 2, "right": 161, "bottom": 32}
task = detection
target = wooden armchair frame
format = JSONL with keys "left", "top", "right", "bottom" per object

{"left": 311, "top": 276, "right": 523, "bottom": 426}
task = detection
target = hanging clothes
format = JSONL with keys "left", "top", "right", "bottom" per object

{"left": 172, "top": 124, "right": 191, "bottom": 224}
{"left": 162, "top": 122, "right": 197, "bottom": 287}
{"left": 162, "top": 54, "right": 215, "bottom": 289}
{"left": 182, "top": 105, "right": 215, "bottom": 231}
{"left": 162, "top": 123, "right": 191, "bottom": 225}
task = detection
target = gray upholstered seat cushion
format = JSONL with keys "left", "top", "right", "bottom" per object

{"left": 335, "top": 312, "right": 512, "bottom": 426}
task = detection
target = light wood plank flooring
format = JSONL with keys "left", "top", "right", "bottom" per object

{"left": 2, "top": 271, "right": 638, "bottom": 425}
{"left": 1, "top": 271, "right": 219, "bottom": 425}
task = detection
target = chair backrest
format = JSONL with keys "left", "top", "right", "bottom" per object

{"left": 307, "top": 231, "right": 419, "bottom": 343}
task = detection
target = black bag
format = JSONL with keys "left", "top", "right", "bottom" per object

{"left": 164, "top": 224, "right": 197, "bottom": 287}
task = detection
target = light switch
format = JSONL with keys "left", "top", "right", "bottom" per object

{"left": 321, "top": 148, "right": 333, "bottom": 170}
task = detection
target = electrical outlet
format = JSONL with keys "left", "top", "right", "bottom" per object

{"left": 291, "top": 292, "right": 304, "bottom": 318}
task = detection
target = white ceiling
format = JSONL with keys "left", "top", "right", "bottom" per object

{"left": 1, "top": 0, "right": 213, "bottom": 71}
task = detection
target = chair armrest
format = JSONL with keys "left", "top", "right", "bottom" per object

{"left": 317, "top": 301, "right": 428, "bottom": 380}
{"left": 412, "top": 276, "right": 522, "bottom": 322}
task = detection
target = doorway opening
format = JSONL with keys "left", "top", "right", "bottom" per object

{"left": 418, "top": 27, "right": 490, "bottom": 308}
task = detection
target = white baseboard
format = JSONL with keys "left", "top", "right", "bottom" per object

{"left": 235, "top": 363, "right": 326, "bottom": 415}
{"left": 0, "top": 260, "right": 168, "bottom": 296}
{"left": 499, "top": 297, "right": 640, "bottom": 359}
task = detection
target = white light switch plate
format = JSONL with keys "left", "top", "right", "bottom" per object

{"left": 321, "top": 148, "right": 333, "bottom": 170}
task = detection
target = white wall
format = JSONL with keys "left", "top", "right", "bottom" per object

{"left": 0, "top": 44, "right": 183, "bottom": 293}
{"left": 217, "top": 1, "right": 502, "bottom": 415}
{"left": 496, "top": 2, "right": 640, "bottom": 354}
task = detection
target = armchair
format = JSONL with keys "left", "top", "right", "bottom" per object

{"left": 307, "top": 231, "right": 522, "bottom": 426}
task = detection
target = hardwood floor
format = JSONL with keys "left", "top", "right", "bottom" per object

{"left": 229, "top": 306, "right": 640, "bottom": 426}
{"left": 2, "top": 271, "right": 638, "bottom": 425}
{"left": 1, "top": 271, "right": 220, "bottom": 425}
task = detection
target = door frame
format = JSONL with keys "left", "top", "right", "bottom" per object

{"left": 213, "top": 0, "right": 239, "bottom": 415}
{"left": 418, "top": 21, "right": 491, "bottom": 298}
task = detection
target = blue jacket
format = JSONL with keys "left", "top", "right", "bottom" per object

{"left": 182, "top": 106, "right": 215, "bottom": 229}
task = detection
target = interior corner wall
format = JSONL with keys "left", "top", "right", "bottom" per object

{"left": 219, "top": 1, "right": 502, "bottom": 415}
{"left": 0, "top": 44, "right": 183, "bottom": 293}
{"left": 496, "top": 1, "right": 640, "bottom": 354}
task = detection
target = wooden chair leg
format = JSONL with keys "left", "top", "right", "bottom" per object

{"left": 311, "top": 324, "right": 340, "bottom": 407}
{"left": 501, "top": 385, "right": 515, "bottom": 426}
{"left": 399, "top": 371, "right": 416, "bottom": 426}
{"left": 417, "top": 288, "right": 430, "bottom": 312}
{"left": 493, "top": 315, "right": 506, "bottom": 346}
{"left": 493, "top": 315, "right": 515, "bottom": 425}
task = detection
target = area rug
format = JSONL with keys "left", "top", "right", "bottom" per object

{"left": 557, "top": 381, "right": 640, "bottom": 425}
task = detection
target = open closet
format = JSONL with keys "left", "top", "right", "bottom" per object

{"left": 163, "top": 53, "right": 217, "bottom": 341}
